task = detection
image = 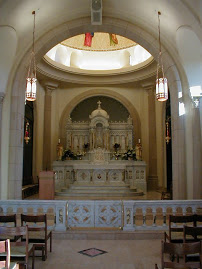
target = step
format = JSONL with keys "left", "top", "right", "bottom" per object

{"left": 53, "top": 230, "right": 164, "bottom": 240}
{"left": 55, "top": 190, "right": 144, "bottom": 197}
{"left": 61, "top": 187, "right": 137, "bottom": 192}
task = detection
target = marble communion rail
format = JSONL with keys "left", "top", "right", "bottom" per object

{"left": 0, "top": 200, "right": 201, "bottom": 231}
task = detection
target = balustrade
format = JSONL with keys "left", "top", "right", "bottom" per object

{"left": 0, "top": 200, "right": 201, "bottom": 231}
{"left": 0, "top": 200, "right": 66, "bottom": 231}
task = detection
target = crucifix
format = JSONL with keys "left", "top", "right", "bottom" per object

{"left": 97, "top": 100, "right": 101, "bottom": 108}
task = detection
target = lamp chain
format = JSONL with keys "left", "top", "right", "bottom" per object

{"left": 157, "top": 11, "right": 165, "bottom": 79}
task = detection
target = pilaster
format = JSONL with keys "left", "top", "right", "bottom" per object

{"left": 43, "top": 82, "right": 58, "bottom": 171}
{"left": 192, "top": 107, "right": 202, "bottom": 198}
{"left": 147, "top": 87, "right": 158, "bottom": 190}
{"left": 0, "top": 92, "right": 5, "bottom": 198}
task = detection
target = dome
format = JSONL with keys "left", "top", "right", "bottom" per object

{"left": 89, "top": 101, "right": 109, "bottom": 119}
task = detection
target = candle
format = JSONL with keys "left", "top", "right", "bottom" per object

{"left": 138, "top": 139, "right": 141, "bottom": 143}
{"left": 58, "top": 138, "right": 60, "bottom": 143}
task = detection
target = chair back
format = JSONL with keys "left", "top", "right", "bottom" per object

{"left": 161, "top": 240, "right": 201, "bottom": 269}
{"left": 194, "top": 214, "right": 202, "bottom": 227}
{"left": 168, "top": 215, "right": 195, "bottom": 243}
{"left": 183, "top": 225, "right": 202, "bottom": 242}
{"left": 155, "top": 263, "right": 191, "bottom": 269}
{"left": 21, "top": 214, "right": 47, "bottom": 237}
{"left": 0, "top": 239, "right": 10, "bottom": 269}
{"left": 0, "top": 214, "right": 17, "bottom": 227}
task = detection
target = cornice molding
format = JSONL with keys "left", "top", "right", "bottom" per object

{"left": 37, "top": 58, "right": 156, "bottom": 86}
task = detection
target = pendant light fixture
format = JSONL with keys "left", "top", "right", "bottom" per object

{"left": 26, "top": 11, "right": 37, "bottom": 102}
{"left": 156, "top": 11, "right": 168, "bottom": 101}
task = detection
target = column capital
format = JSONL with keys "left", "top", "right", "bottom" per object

{"left": 44, "top": 81, "right": 59, "bottom": 95}
{"left": 0, "top": 92, "right": 5, "bottom": 105}
{"left": 141, "top": 82, "right": 155, "bottom": 97}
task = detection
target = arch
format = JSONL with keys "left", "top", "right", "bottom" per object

{"left": 176, "top": 25, "right": 202, "bottom": 88}
{"left": 0, "top": 26, "right": 17, "bottom": 93}
{"left": 59, "top": 88, "right": 141, "bottom": 145}
{"left": 8, "top": 17, "right": 185, "bottom": 199}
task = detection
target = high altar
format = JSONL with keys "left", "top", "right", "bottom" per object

{"left": 53, "top": 101, "right": 147, "bottom": 197}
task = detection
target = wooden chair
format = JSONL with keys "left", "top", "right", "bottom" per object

{"left": 0, "top": 239, "right": 10, "bottom": 269}
{"left": 194, "top": 214, "right": 202, "bottom": 227}
{"left": 21, "top": 214, "right": 52, "bottom": 261}
{"left": 155, "top": 263, "right": 191, "bottom": 269}
{"left": 183, "top": 225, "right": 202, "bottom": 242}
{"left": 0, "top": 215, "right": 19, "bottom": 242}
{"left": 0, "top": 226, "right": 35, "bottom": 269}
{"left": 164, "top": 215, "right": 195, "bottom": 243}
{"left": 183, "top": 225, "right": 202, "bottom": 264}
{"left": 155, "top": 240, "right": 201, "bottom": 269}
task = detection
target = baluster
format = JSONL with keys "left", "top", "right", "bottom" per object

{"left": 123, "top": 202, "right": 134, "bottom": 231}
{"left": 163, "top": 208, "right": 167, "bottom": 227}
{"left": 152, "top": 209, "right": 157, "bottom": 227}
{"left": 142, "top": 209, "right": 146, "bottom": 227}
{"left": 55, "top": 202, "right": 67, "bottom": 231}
{"left": 133, "top": 208, "right": 136, "bottom": 227}
{"left": 182, "top": 207, "right": 186, "bottom": 216}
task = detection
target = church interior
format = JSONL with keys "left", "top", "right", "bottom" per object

{"left": 0, "top": 0, "right": 201, "bottom": 268}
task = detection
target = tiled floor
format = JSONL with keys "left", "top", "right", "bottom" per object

{"left": 34, "top": 239, "right": 161, "bottom": 269}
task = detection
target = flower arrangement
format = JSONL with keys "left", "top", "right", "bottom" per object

{"left": 62, "top": 149, "right": 77, "bottom": 161}
{"left": 83, "top": 143, "right": 89, "bottom": 151}
{"left": 113, "top": 143, "right": 120, "bottom": 151}
{"left": 122, "top": 148, "right": 136, "bottom": 160}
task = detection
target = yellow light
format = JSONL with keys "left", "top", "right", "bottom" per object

{"left": 26, "top": 77, "right": 37, "bottom": 101}
{"left": 156, "top": 77, "right": 168, "bottom": 101}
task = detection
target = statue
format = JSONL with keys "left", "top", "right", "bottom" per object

{"left": 57, "top": 139, "right": 63, "bottom": 161}
{"left": 135, "top": 139, "right": 142, "bottom": 161}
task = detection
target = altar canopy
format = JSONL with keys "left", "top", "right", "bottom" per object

{"left": 66, "top": 100, "right": 134, "bottom": 155}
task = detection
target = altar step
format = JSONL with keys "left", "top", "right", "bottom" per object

{"left": 55, "top": 184, "right": 144, "bottom": 197}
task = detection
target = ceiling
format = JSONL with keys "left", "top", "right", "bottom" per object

{"left": 61, "top": 33, "right": 136, "bottom": 51}
{"left": 0, "top": 0, "right": 201, "bottom": 58}
{"left": 0, "top": 0, "right": 201, "bottom": 86}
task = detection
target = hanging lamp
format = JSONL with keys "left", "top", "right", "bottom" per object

{"left": 26, "top": 11, "right": 37, "bottom": 101}
{"left": 156, "top": 11, "right": 168, "bottom": 101}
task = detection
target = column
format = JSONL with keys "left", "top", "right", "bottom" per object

{"left": 147, "top": 88, "right": 158, "bottom": 190}
{"left": 43, "top": 82, "right": 58, "bottom": 171}
{"left": 192, "top": 107, "right": 202, "bottom": 199}
{"left": 0, "top": 93, "right": 5, "bottom": 197}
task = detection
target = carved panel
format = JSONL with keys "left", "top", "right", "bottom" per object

{"left": 92, "top": 148, "right": 105, "bottom": 163}
{"left": 67, "top": 201, "right": 94, "bottom": 227}
{"left": 128, "top": 170, "right": 133, "bottom": 179}
{"left": 140, "top": 170, "right": 145, "bottom": 179}
{"left": 95, "top": 201, "right": 122, "bottom": 227}
{"left": 108, "top": 170, "right": 122, "bottom": 182}
{"left": 77, "top": 170, "right": 91, "bottom": 182}
{"left": 136, "top": 170, "right": 140, "bottom": 179}
{"left": 93, "top": 170, "right": 106, "bottom": 182}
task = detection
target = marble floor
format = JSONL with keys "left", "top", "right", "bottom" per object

{"left": 34, "top": 238, "right": 161, "bottom": 269}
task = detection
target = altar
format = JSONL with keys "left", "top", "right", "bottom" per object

{"left": 53, "top": 159, "right": 146, "bottom": 197}
{"left": 53, "top": 101, "right": 147, "bottom": 197}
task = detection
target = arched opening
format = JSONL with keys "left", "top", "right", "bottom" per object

{"left": 8, "top": 17, "right": 184, "bottom": 199}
